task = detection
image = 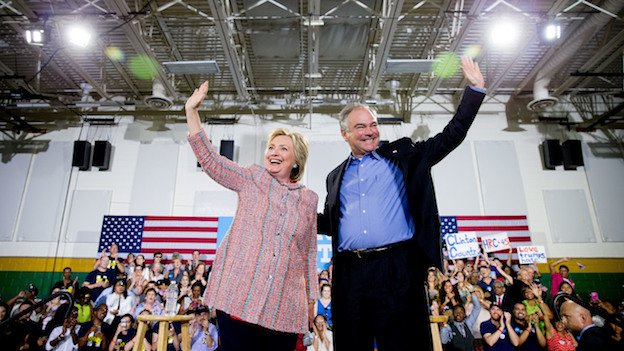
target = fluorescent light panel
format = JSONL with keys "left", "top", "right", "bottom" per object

{"left": 385, "top": 59, "right": 436, "bottom": 73}
{"left": 162, "top": 60, "right": 220, "bottom": 74}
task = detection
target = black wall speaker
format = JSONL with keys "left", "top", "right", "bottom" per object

{"left": 542, "top": 139, "right": 562, "bottom": 170}
{"left": 220, "top": 140, "right": 234, "bottom": 161}
{"left": 92, "top": 140, "right": 112, "bottom": 170}
{"left": 72, "top": 141, "right": 91, "bottom": 170}
{"left": 562, "top": 140, "right": 584, "bottom": 170}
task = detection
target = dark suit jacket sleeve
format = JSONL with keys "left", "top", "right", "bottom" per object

{"left": 420, "top": 87, "right": 485, "bottom": 166}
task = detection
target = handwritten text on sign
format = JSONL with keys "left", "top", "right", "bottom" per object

{"left": 445, "top": 232, "right": 480, "bottom": 259}
{"left": 482, "top": 232, "right": 511, "bottom": 253}
{"left": 517, "top": 245, "right": 547, "bottom": 264}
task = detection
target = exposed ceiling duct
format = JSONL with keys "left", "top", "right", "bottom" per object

{"left": 144, "top": 79, "right": 174, "bottom": 109}
{"left": 528, "top": 0, "right": 624, "bottom": 112}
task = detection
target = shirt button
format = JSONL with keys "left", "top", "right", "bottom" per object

{"left": 362, "top": 210, "right": 366, "bottom": 213}
{"left": 361, "top": 193, "right": 365, "bottom": 196}
{"left": 363, "top": 230, "right": 367, "bottom": 234}
{"left": 269, "top": 275, "right": 273, "bottom": 280}
{"left": 360, "top": 178, "right": 364, "bottom": 182}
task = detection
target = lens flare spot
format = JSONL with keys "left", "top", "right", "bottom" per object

{"left": 105, "top": 46, "right": 124, "bottom": 61}
{"left": 432, "top": 52, "right": 460, "bottom": 79}
{"left": 129, "top": 55, "right": 158, "bottom": 80}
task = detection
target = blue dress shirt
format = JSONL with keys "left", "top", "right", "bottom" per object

{"left": 337, "top": 151, "right": 414, "bottom": 251}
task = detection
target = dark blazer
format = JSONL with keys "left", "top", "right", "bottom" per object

{"left": 489, "top": 293, "right": 514, "bottom": 312}
{"left": 577, "top": 325, "right": 614, "bottom": 351}
{"left": 318, "top": 87, "right": 485, "bottom": 269}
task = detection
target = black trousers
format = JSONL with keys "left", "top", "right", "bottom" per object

{"left": 216, "top": 310, "right": 298, "bottom": 351}
{"left": 332, "top": 244, "right": 433, "bottom": 351}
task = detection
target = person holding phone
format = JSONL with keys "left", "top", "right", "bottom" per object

{"left": 108, "top": 314, "right": 135, "bottom": 351}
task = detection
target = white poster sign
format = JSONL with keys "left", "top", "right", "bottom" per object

{"left": 445, "top": 232, "right": 480, "bottom": 259}
{"left": 517, "top": 245, "right": 547, "bottom": 264}
{"left": 481, "top": 232, "right": 511, "bottom": 253}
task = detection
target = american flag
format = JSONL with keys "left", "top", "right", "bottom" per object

{"left": 440, "top": 215, "right": 532, "bottom": 263}
{"left": 98, "top": 216, "right": 218, "bottom": 264}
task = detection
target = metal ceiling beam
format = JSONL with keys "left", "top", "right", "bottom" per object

{"left": 407, "top": 0, "right": 454, "bottom": 96}
{"left": 514, "top": 0, "right": 619, "bottom": 94}
{"left": 554, "top": 29, "right": 624, "bottom": 95}
{"left": 148, "top": 1, "right": 195, "bottom": 91}
{"left": 104, "top": 0, "right": 177, "bottom": 98}
{"left": 305, "top": 0, "right": 321, "bottom": 95}
{"left": 207, "top": 0, "right": 251, "bottom": 100}
{"left": 227, "top": 0, "right": 256, "bottom": 98}
{"left": 425, "top": 0, "right": 489, "bottom": 97}
{"left": 365, "top": 0, "right": 404, "bottom": 98}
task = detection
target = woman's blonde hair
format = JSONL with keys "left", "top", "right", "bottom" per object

{"left": 267, "top": 128, "right": 309, "bottom": 182}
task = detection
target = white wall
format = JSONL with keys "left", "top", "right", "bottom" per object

{"left": 0, "top": 94, "right": 622, "bottom": 259}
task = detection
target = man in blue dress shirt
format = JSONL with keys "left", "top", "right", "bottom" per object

{"left": 318, "top": 57, "right": 486, "bottom": 351}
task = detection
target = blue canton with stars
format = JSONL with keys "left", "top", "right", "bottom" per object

{"left": 439, "top": 216, "right": 458, "bottom": 238}
{"left": 98, "top": 216, "right": 145, "bottom": 253}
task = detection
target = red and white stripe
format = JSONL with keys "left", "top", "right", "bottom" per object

{"left": 141, "top": 216, "right": 218, "bottom": 265}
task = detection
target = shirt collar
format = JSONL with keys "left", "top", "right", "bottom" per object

{"left": 347, "top": 150, "right": 381, "bottom": 166}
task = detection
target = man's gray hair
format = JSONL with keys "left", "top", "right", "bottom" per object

{"left": 338, "top": 102, "right": 379, "bottom": 132}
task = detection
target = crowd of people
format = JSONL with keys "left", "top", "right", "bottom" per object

{"left": 0, "top": 244, "right": 339, "bottom": 351}
{"left": 428, "top": 250, "right": 623, "bottom": 351}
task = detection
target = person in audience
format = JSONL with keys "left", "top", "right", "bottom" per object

{"left": 560, "top": 299, "right": 615, "bottom": 350}
{"left": 480, "top": 304, "right": 519, "bottom": 351}
{"left": 143, "top": 253, "right": 163, "bottom": 281}
{"left": 133, "top": 288, "right": 163, "bottom": 318}
{"left": 124, "top": 309, "right": 153, "bottom": 351}
{"left": 313, "top": 284, "right": 332, "bottom": 330}
{"left": 83, "top": 256, "right": 115, "bottom": 303}
{"left": 542, "top": 314, "right": 576, "bottom": 351}
{"left": 151, "top": 321, "right": 180, "bottom": 351}
{"left": 189, "top": 306, "right": 218, "bottom": 351}
{"left": 509, "top": 267, "right": 533, "bottom": 305}
{"left": 318, "top": 270, "right": 331, "bottom": 287}
{"left": 165, "top": 252, "right": 186, "bottom": 285}
{"left": 134, "top": 255, "right": 146, "bottom": 271}
{"left": 454, "top": 271, "right": 472, "bottom": 305}
{"left": 108, "top": 314, "right": 135, "bottom": 351}
{"left": 75, "top": 288, "right": 93, "bottom": 324}
{"left": 127, "top": 265, "right": 146, "bottom": 296}
{"left": 180, "top": 282, "right": 204, "bottom": 315}
{"left": 550, "top": 258, "right": 575, "bottom": 299}
{"left": 7, "top": 283, "right": 39, "bottom": 317}
{"left": 439, "top": 280, "right": 462, "bottom": 316}
{"left": 77, "top": 303, "right": 112, "bottom": 351}
{"left": 124, "top": 253, "right": 136, "bottom": 275}
{"left": 0, "top": 301, "right": 9, "bottom": 322}
{"left": 104, "top": 281, "right": 134, "bottom": 326}
{"left": 308, "top": 314, "right": 333, "bottom": 351}
{"left": 186, "top": 81, "right": 319, "bottom": 351}
{"left": 426, "top": 267, "right": 442, "bottom": 303}
{"left": 46, "top": 306, "right": 80, "bottom": 351}
{"left": 53, "top": 267, "right": 79, "bottom": 295}
{"left": 440, "top": 293, "right": 482, "bottom": 351}
{"left": 523, "top": 283, "right": 553, "bottom": 335}
{"left": 490, "top": 280, "right": 514, "bottom": 313}
{"left": 186, "top": 250, "right": 204, "bottom": 277}
{"left": 477, "top": 262, "right": 496, "bottom": 300}
{"left": 509, "top": 302, "right": 546, "bottom": 350}
{"left": 190, "top": 262, "right": 208, "bottom": 294}
{"left": 96, "top": 244, "right": 125, "bottom": 284}
{"left": 146, "top": 263, "right": 164, "bottom": 285}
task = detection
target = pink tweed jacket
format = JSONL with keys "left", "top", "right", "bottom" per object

{"left": 188, "top": 129, "right": 319, "bottom": 334}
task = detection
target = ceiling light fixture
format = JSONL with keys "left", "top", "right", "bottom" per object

{"left": 385, "top": 59, "right": 436, "bottom": 73}
{"left": 25, "top": 29, "right": 45, "bottom": 46}
{"left": 162, "top": 60, "right": 220, "bottom": 75}
{"left": 67, "top": 25, "right": 92, "bottom": 48}
{"left": 489, "top": 18, "right": 520, "bottom": 48}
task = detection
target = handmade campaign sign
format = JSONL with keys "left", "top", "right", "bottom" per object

{"left": 481, "top": 232, "right": 511, "bottom": 253}
{"left": 517, "top": 245, "right": 547, "bottom": 264}
{"left": 445, "top": 232, "right": 480, "bottom": 259}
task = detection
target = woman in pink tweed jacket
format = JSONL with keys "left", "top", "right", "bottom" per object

{"left": 185, "top": 81, "right": 319, "bottom": 351}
